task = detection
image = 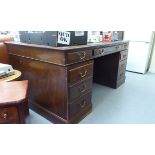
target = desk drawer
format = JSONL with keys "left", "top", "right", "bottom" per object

{"left": 69, "top": 78, "right": 93, "bottom": 102}
{"left": 117, "top": 43, "right": 129, "bottom": 51}
{"left": 116, "top": 77, "right": 126, "bottom": 88}
{"left": 119, "top": 50, "right": 128, "bottom": 61}
{"left": 69, "top": 93, "right": 91, "bottom": 118}
{"left": 68, "top": 62, "right": 93, "bottom": 84}
{"left": 94, "top": 44, "right": 127, "bottom": 57}
{"left": 94, "top": 48, "right": 105, "bottom": 57}
{"left": 67, "top": 50, "right": 92, "bottom": 64}
{"left": 94, "top": 46, "right": 117, "bottom": 57}
{"left": 117, "top": 67, "right": 126, "bottom": 80}
{"left": 104, "top": 46, "right": 117, "bottom": 53}
{"left": 0, "top": 107, "right": 19, "bottom": 124}
{"left": 119, "top": 59, "right": 127, "bottom": 69}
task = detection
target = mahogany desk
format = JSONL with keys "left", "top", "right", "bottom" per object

{"left": 5, "top": 41, "right": 129, "bottom": 123}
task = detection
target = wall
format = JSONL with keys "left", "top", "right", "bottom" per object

{"left": 149, "top": 35, "right": 155, "bottom": 73}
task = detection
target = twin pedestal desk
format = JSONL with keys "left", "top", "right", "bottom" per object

{"left": 5, "top": 41, "right": 129, "bottom": 124}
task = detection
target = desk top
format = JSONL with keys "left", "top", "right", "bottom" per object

{"left": 5, "top": 40, "right": 129, "bottom": 51}
{"left": 0, "top": 70, "right": 21, "bottom": 82}
{"left": 5, "top": 41, "right": 129, "bottom": 66}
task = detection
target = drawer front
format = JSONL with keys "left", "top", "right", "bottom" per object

{"left": 67, "top": 50, "right": 93, "bottom": 64}
{"left": 69, "top": 62, "right": 93, "bottom": 84}
{"left": 118, "top": 43, "right": 129, "bottom": 51}
{"left": 94, "top": 48, "right": 105, "bottom": 57}
{"left": 0, "top": 107, "right": 19, "bottom": 123}
{"left": 94, "top": 46, "right": 116, "bottom": 57}
{"left": 120, "top": 50, "right": 128, "bottom": 61}
{"left": 119, "top": 59, "right": 127, "bottom": 69}
{"left": 69, "top": 93, "right": 91, "bottom": 118}
{"left": 94, "top": 44, "right": 128, "bottom": 58}
{"left": 104, "top": 46, "right": 118, "bottom": 53}
{"left": 116, "top": 77, "right": 126, "bottom": 88}
{"left": 69, "top": 78, "right": 93, "bottom": 102}
{"left": 117, "top": 67, "right": 126, "bottom": 80}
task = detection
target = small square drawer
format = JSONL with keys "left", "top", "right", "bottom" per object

{"left": 119, "top": 59, "right": 127, "bottom": 69}
{"left": 123, "top": 43, "right": 129, "bottom": 50}
{"left": 118, "top": 43, "right": 129, "bottom": 51}
{"left": 119, "top": 50, "right": 128, "bottom": 61}
{"left": 117, "top": 67, "right": 126, "bottom": 80}
{"left": 104, "top": 46, "right": 117, "bottom": 53}
{"left": 0, "top": 107, "right": 19, "bottom": 124}
{"left": 66, "top": 50, "right": 93, "bottom": 64}
{"left": 94, "top": 48, "right": 105, "bottom": 57}
{"left": 69, "top": 77, "right": 93, "bottom": 102}
{"left": 68, "top": 62, "right": 93, "bottom": 85}
{"left": 69, "top": 93, "right": 91, "bottom": 118}
{"left": 116, "top": 77, "right": 126, "bottom": 88}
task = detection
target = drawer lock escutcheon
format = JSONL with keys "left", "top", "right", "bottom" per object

{"left": 79, "top": 100, "right": 86, "bottom": 108}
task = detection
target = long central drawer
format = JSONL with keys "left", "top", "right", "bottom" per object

{"left": 66, "top": 50, "right": 93, "bottom": 64}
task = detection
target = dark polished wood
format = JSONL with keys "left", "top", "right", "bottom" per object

{"left": 9, "top": 55, "right": 68, "bottom": 120}
{"left": 0, "top": 107, "right": 19, "bottom": 123}
{"left": 93, "top": 42, "right": 128, "bottom": 89}
{"left": 66, "top": 50, "right": 92, "bottom": 64}
{"left": 0, "top": 80, "right": 29, "bottom": 124}
{"left": 5, "top": 41, "right": 129, "bottom": 123}
{"left": 68, "top": 61, "right": 93, "bottom": 85}
{"left": 69, "top": 77, "right": 93, "bottom": 102}
{"left": 0, "top": 43, "right": 9, "bottom": 64}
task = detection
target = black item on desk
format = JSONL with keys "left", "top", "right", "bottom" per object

{"left": 19, "top": 31, "right": 88, "bottom": 47}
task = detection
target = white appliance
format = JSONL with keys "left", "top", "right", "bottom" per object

{"left": 124, "top": 31, "right": 154, "bottom": 74}
{"left": 0, "top": 63, "right": 14, "bottom": 78}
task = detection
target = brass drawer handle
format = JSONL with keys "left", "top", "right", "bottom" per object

{"left": 79, "top": 84, "right": 87, "bottom": 93}
{"left": 121, "top": 64, "right": 125, "bottom": 67}
{"left": 79, "top": 100, "right": 86, "bottom": 108}
{"left": 101, "top": 49, "right": 104, "bottom": 54}
{"left": 124, "top": 44, "right": 128, "bottom": 48}
{"left": 115, "top": 46, "right": 119, "bottom": 49}
{"left": 0, "top": 113, "right": 8, "bottom": 119}
{"left": 120, "top": 73, "right": 124, "bottom": 77}
{"left": 78, "top": 51, "right": 86, "bottom": 60}
{"left": 79, "top": 70, "right": 87, "bottom": 78}
{"left": 123, "top": 55, "right": 126, "bottom": 58}
{"left": 99, "top": 49, "right": 104, "bottom": 54}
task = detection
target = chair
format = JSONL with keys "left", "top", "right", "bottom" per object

{"left": 0, "top": 80, "right": 29, "bottom": 124}
{"left": 0, "top": 34, "right": 14, "bottom": 64}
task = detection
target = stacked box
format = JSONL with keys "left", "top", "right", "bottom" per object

{"left": 19, "top": 31, "right": 88, "bottom": 47}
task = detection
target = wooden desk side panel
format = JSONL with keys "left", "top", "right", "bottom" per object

{"left": 6, "top": 44, "right": 66, "bottom": 65}
{"left": 9, "top": 54, "right": 68, "bottom": 121}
